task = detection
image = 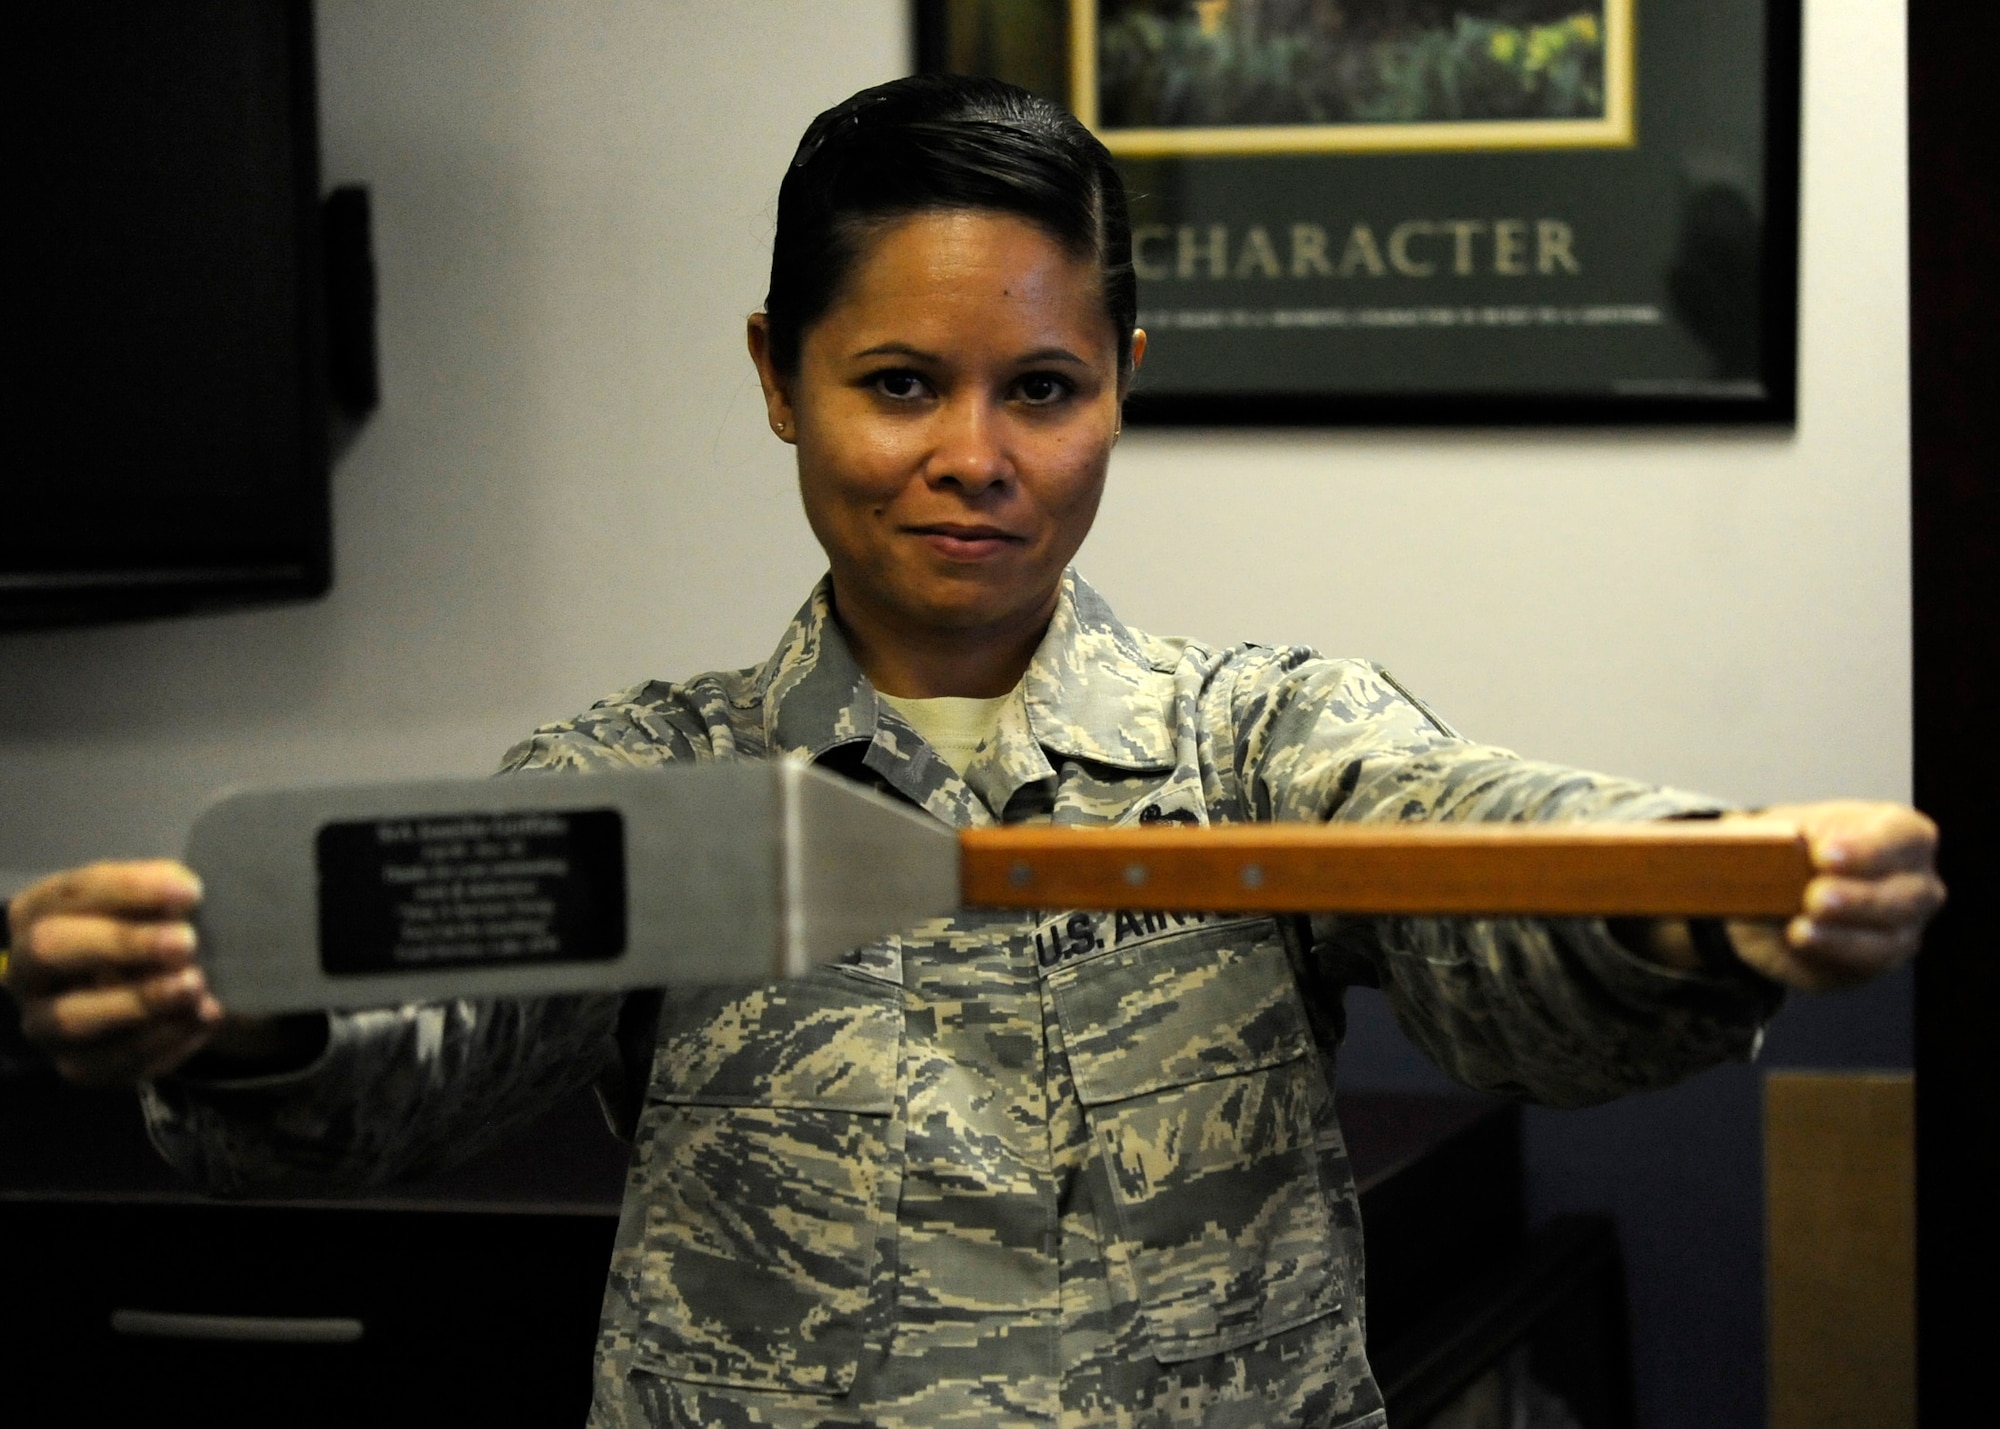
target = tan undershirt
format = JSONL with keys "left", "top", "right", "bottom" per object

{"left": 875, "top": 690, "right": 1011, "bottom": 777}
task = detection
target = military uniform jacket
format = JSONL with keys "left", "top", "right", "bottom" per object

{"left": 146, "top": 572, "right": 1779, "bottom": 1428}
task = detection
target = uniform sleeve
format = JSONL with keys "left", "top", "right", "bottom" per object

{"left": 142, "top": 693, "right": 718, "bottom": 1195}
{"left": 1220, "top": 648, "right": 1782, "bottom": 1108}
{"left": 141, "top": 993, "right": 625, "bottom": 1195}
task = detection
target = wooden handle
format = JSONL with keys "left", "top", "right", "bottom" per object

{"left": 959, "top": 823, "right": 1813, "bottom": 917}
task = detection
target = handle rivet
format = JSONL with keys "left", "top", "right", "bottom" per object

{"left": 1009, "top": 861, "right": 1033, "bottom": 887}
{"left": 1124, "top": 863, "right": 1148, "bottom": 887}
{"left": 1241, "top": 863, "right": 1265, "bottom": 889}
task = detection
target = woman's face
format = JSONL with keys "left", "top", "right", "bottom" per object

{"left": 750, "top": 210, "right": 1141, "bottom": 672}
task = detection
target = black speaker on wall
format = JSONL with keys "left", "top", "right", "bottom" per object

{"left": 3, "top": 0, "right": 375, "bottom": 630}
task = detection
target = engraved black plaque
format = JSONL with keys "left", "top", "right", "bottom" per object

{"left": 316, "top": 808, "right": 627, "bottom": 975}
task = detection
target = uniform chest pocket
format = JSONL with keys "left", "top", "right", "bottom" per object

{"left": 1049, "top": 924, "right": 1346, "bottom": 1364}
{"left": 621, "top": 974, "right": 903, "bottom": 1397}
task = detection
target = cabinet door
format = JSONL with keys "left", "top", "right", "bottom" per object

{"left": 3, "top": 1198, "right": 616, "bottom": 1428}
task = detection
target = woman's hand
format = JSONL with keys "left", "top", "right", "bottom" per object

{"left": 1720, "top": 801, "right": 1945, "bottom": 991}
{"left": 4, "top": 859, "right": 225, "bottom": 1085}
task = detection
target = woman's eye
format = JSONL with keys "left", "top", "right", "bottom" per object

{"left": 1016, "top": 373, "right": 1072, "bottom": 405}
{"left": 871, "top": 370, "right": 930, "bottom": 401}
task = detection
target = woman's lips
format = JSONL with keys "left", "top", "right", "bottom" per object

{"left": 908, "top": 524, "right": 1022, "bottom": 560}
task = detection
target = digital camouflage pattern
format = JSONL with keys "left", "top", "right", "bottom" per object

{"left": 144, "top": 571, "right": 1780, "bottom": 1427}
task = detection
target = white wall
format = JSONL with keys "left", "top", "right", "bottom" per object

{"left": 0, "top": 0, "right": 1906, "bottom": 888}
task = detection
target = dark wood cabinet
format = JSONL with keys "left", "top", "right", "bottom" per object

{"left": 4, "top": 1196, "right": 615, "bottom": 1426}
{"left": 1, "top": 1068, "right": 626, "bottom": 1428}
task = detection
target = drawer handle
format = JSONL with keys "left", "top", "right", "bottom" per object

{"left": 110, "top": 1309, "right": 364, "bottom": 1344}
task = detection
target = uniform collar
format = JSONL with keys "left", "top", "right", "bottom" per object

{"left": 1020, "top": 569, "right": 1179, "bottom": 773}
{"left": 758, "top": 570, "right": 1176, "bottom": 827}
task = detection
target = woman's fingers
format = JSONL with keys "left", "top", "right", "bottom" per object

{"left": 17, "top": 966, "right": 220, "bottom": 1044}
{"left": 10, "top": 859, "right": 202, "bottom": 926}
{"left": 1796, "top": 921, "right": 1924, "bottom": 970}
{"left": 1734, "top": 801, "right": 1939, "bottom": 876}
{"left": 1792, "top": 917, "right": 1923, "bottom": 986}
{"left": 1782, "top": 866, "right": 1939, "bottom": 987}
{"left": 5, "top": 859, "right": 205, "bottom": 993}
{"left": 1799, "top": 801, "right": 1938, "bottom": 877}
{"left": 30, "top": 970, "right": 224, "bottom": 1087}
{"left": 1723, "top": 917, "right": 1899, "bottom": 993}
{"left": 4, "top": 860, "right": 221, "bottom": 1087}
{"left": 7, "top": 911, "right": 197, "bottom": 993}
{"left": 1718, "top": 801, "right": 1945, "bottom": 992}
{"left": 1792, "top": 810, "right": 1946, "bottom": 980}
{"left": 1804, "top": 869, "right": 1948, "bottom": 931}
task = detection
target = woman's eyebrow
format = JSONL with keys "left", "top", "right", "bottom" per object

{"left": 851, "top": 341, "right": 937, "bottom": 362}
{"left": 849, "top": 341, "right": 1089, "bottom": 367}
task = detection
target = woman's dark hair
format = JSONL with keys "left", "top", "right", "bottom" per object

{"left": 764, "top": 74, "right": 1136, "bottom": 377}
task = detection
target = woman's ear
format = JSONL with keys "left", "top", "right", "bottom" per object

{"left": 746, "top": 313, "right": 798, "bottom": 443}
{"left": 1116, "top": 327, "right": 1147, "bottom": 410}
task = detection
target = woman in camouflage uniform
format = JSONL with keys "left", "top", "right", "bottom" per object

{"left": 4, "top": 77, "right": 1941, "bottom": 1428}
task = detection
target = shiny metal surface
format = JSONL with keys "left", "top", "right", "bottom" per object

{"left": 187, "top": 763, "right": 959, "bottom": 1014}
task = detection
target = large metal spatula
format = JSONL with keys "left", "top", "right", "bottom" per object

{"left": 186, "top": 763, "right": 1808, "bottom": 1014}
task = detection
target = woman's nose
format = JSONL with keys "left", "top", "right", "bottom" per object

{"left": 925, "top": 397, "right": 1012, "bottom": 493}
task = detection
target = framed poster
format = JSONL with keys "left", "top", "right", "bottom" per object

{"left": 915, "top": 1, "right": 1800, "bottom": 425}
